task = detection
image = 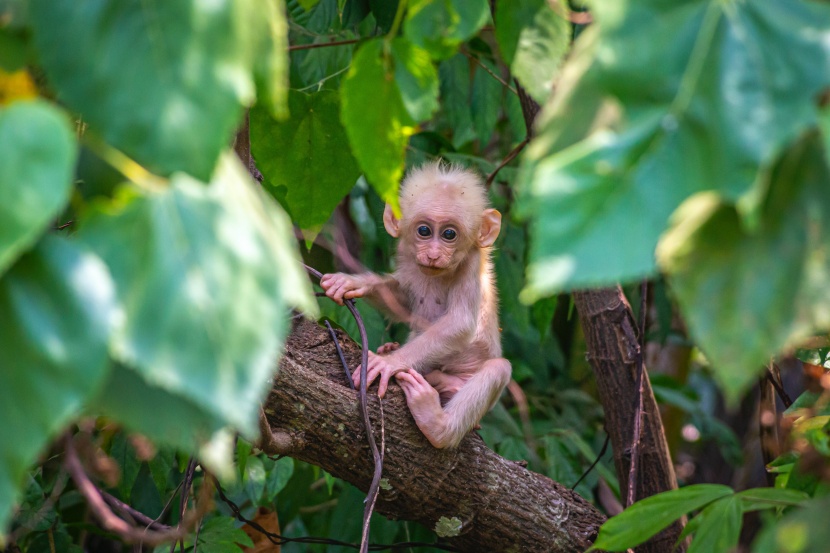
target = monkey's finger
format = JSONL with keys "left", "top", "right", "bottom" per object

{"left": 378, "top": 372, "right": 394, "bottom": 398}
{"left": 344, "top": 287, "right": 367, "bottom": 299}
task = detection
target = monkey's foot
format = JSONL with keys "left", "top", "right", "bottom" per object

{"left": 396, "top": 370, "right": 451, "bottom": 448}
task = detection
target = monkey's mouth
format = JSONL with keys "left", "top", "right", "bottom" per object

{"left": 418, "top": 264, "right": 445, "bottom": 276}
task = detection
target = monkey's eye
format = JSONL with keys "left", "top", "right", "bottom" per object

{"left": 441, "top": 229, "right": 457, "bottom": 241}
{"left": 417, "top": 225, "right": 431, "bottom": 237}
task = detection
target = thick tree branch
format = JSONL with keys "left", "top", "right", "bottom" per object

{"left": 263, "top": 319, "right": 605, "bottom": 553}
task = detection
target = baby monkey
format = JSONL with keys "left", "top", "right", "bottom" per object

{"left": 321, "top": 162, "right": 511, "bottom": 449}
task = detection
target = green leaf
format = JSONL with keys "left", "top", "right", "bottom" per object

{"left": 196, "top": 516, "right": 253, "bottom": 553}
{"left": 494, "top": 0, "right": 570, "bottom": 103}
{"left": 0, "top": 236, "right": 114, "bottom": 531}
{"left": 687, "top": 496, "right": 741, "bottom": 553}
{"left": 29, "top": 0, "right": 263, "bottom": 180}
{"left": 470, "top": 58, "right": 502, "bottom": 145}
{"left": 438, "top": 53, "right": 476, "bottom": 148}
{"left": 243, "top": 456, "right": 266, "bottom": 505}
{"left": 0, "top": 100, "right": 76, "bottom": 276}
{"left": 590, "top": 484, "right": 733, "bottom": 551}
{"left": 659, "top": 136, "right": 830, "bottom": 402}
{"left": 0, "top": 28, "right": 27, "bottom": 71}
{"left": 404, "top": 0, "right": 489, "bottom": 60}
{"left": 78, "top": 153, "right": 314, "bottom": 438}
{"left": 253, "top": 0, "right": 289, "bottom": 119}
{"left": 251, "top": 90, "right": 360, "bottom": 231}
{"left": 520, "top": 0, "right": 830, "bottom": 296}
{"left": 735, "top": 487, "right": 808, "bottom": 512}
{"left": 753, "top": 497, "right": 830, "bottom": 553}
{"left": 391, "top": 38, "right": 439, "bottom": 122}
{"left": 341, "top": 39, "right": 413, "bottom": 210}
{"left": 110, "top": 433, "right": 142, "bottom": 499}
{"left": 90, "top": 363, "right": 228, "bottom": 456}
{"left": 263, "top": 456, "right": 294, "bottom": 503}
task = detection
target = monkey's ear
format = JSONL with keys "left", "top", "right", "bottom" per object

{"left": 478, "top": 209, "right": 502, "bottom": 247}
{"left": 383, "top": 204, "right": 400, "bottom": 237}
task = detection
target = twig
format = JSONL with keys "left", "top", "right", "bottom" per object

{"left": 325, "top": 320, "right": 356, "bottom": 390}
{"left": 485, "top": 137, "right": 529, "bottom": 188}
{"left": 288, "top": 38, "right": 359, "bottom": 51}
{"left": 766, "top": 362, "right": 793, "bottom": 408}
{"left": 303, "top": 263, "right": 383, "bottom": 553}
{"left": 170, "top": 458, "right": 198, "bottom": 553}
{"left": 64, "top": 435, "right": 187, "bottom": 546}
{"left": 461, "top": 50, "right": 517, "bottom": 95}
{"left": 102, "top": 491, "right": 170, "bottom": 531}
{"left": 572, "top": 433, "right": 610, "bottom": 490}
{"left": 626, "top": 280, "right": 648, "bottom": 507}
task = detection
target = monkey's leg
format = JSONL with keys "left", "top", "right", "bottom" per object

{"left": 399, "top": 360, "right": 511, "bottom": 448}
{"left": 437, "top": 358, "right": 511, "bottom": 448}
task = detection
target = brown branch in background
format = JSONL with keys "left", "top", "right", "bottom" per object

{"left": 625, "top": 281, "right": 649, "bottom": 507}
{"left": 101, "top": 492, "right": 170, "bottom": 531}
{"left": 64, "top": 435, "right": 189, "bottom": 546}
{"left": 485, "top": 137, "right": 529, "bottom": 188}
{"left": 766, "top": 362, "right": 793, "bottom": 408}
{"left": 288, "top": 38, "right": 360, "bottom": 51}
{"left": 170, "top": 458, "right": 198, "bottom": 553}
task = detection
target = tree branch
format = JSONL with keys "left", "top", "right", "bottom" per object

{"left": 263, "top": 319, "right": 605, "bottom": 553}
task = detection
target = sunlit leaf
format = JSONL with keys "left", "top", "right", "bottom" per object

{"left": 659, "top": 136, "right": 830, "bottom": 402}
{"left": 495, "top": 0, "right": 570, "bottom": 103}
{"left": 341, "top": 39, "right": 412, "bottom": 210}
{"left": 0, "top": 236, "right": 114, "bottom": 531}
{"left": 521, "top": 0, "right": 830, "bottom": 297}
{"left": 78, "top": 154, "right": 314, "bottom": 438}
{"left": 30, "top": 0, "right": 266, "bottom": 180}
{"left": 404, "top": 0, "right": 489, "bottom": 60}
{"left": 0, "top": 100, "right": 76, "bottom": 275}
{"left": 391, "top": 38, "right": 439, "bottom": 122}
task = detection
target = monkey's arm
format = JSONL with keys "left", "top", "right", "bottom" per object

{"left": 357, "top": 287, "right": 479, "bottom": 396}
{"left": 320, "top": 272, "right": 409, "bottom": 321}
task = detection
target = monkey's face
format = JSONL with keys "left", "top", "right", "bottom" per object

{"left": 406, "top": 215, "right": 471, "bottom": 276}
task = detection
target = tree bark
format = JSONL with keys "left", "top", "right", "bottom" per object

{"left": 573, "top": 289, "right": 685, "bottom": 553}
{"left": 262, "top": 318, "right": 606, "bottom": 553}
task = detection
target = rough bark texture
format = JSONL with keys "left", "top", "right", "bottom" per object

{"left": 573, "top": 289, "right": 685, "bottom": 553}
{"left": 262, "top": 318, "right": 606, "bottom": 553}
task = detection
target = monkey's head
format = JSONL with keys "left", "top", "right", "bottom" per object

{"left": 383, "top": 162, "right": 501, "bottom": 276}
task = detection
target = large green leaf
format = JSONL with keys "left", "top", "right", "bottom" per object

{"left": 0, "top": 100, "right": 76, "bottom": 275}
{"left": 251, "top": 90, "right": 360, "bottom": 231}
{"left": 590, "top": 484, "right": 733, "bottom": 551}
{"left": 0, "top": 236, "right": 114, "bottom": 532}
{"left": 520, "top": 0, "right": 830, "bottom": 296}
{"left": 735, "top": 487, "right": 808, "bottom": 512}
{"left": 404, "top": 0, "right": 489, "bottom": 60}
{"left": 391, "top": 38, "right": 439, "bottom": 122}
{"left": 659, "top": 136, "right": 830, "bottom": 402}
{"left": 29, "top": 0, "right": 268, "bottom": 180}
{"left": 494, "top": 0, "right": 570, "bottom": 103}
{"left": 77, "top": 154, "right": 314, "bottom": 437}
{"left": 687, "top": 496, "right": 742, "bottom": 553}
{"left": 341, "top": 39, "right": 413, "bottom": 209}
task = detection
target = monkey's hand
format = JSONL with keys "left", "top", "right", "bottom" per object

{"left": 320, "top": 273, "right": 372, "bottom": 305}
{"left": 352, "top": 351, "right": 409, "bottom": 398}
